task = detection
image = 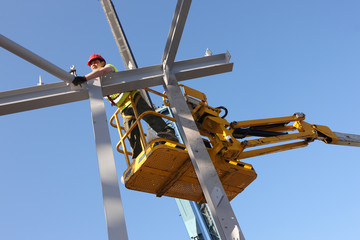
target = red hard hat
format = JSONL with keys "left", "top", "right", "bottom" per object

{"left": 87, "top": 54, "right": 106, "bottom": 66}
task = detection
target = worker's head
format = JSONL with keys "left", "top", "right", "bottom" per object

{"left": 88, "top": 54, "right": 106, "bottom": 71}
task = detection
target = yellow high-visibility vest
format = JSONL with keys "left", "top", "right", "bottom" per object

{"left": 105, "top": 64, "right": 138, "bottom": 110}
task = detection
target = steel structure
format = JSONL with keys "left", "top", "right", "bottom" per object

{"left": 0, "top": 0, "right": 245, "bottom": 239}
{"left": 100, "top": 1, "right": 221, "bottom": 239}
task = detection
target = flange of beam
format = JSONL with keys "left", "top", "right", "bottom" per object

{"left": 0, "top": 53, "right": 232, "bottom": 116}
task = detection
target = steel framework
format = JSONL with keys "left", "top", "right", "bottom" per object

{"left": 0, "top": 0, "right": 246, "bottom": 239}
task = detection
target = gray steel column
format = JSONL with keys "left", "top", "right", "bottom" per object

{"left": 88, "top": 78, "right": 129, "bottom": 240}
{"left": 0, "top": 34, "right": 74, "bottom": 83}
{"left": 162, "top": 66, "right": 245, "bottom": 240}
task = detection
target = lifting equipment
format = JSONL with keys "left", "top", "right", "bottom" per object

{"left": 110, "top": 84, "right": 360, "bottom": 203}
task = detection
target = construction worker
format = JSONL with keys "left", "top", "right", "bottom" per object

{"left": 72, "top": 54, "right": 178, "bottom": 159}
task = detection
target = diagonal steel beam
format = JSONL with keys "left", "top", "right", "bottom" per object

{"left": 162, "top": 66, "right": 245, "bottom": 240}
{"left": 0, "top": 34, "right": 74, "bottom": 84}
{"left": 100, "top": 0, "right": 138, "bottom": 70}
{"left": 162, "top": 0, "right": 192, "bottom": 68}
{"left": 161, "top": 2, "right": 244, "bottom": 237}
{"left": 100, "top": 0, "right": 154, "bottom": 108}
{"left": 0, "top": 53, "right": 232, "bottom": 116}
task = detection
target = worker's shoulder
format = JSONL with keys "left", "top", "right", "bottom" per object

{"left": 105, "top": 63, "right": 118, "bottom": 72}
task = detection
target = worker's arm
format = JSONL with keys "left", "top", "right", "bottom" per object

{"left": 85, "top": 65, "right": 115, "bottom": 80}
{"left": 72, "top": 65, "right": 115, "bottom": 86}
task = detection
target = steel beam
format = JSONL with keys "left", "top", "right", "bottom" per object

{"left": 162, "top": 67, "right": 245, "bottom": 240}
{"left": 102, "top": 53, "right": 232, "bottom": 95}
{"left": 0, "top": 34, "right": 74, "bottom": 84}
{"left": 0, "top": 53, "right": 232, "bottom": 116}
{"left": 88, "top": 78, "right": 129, "bottom": 240}
{"left": 100, "top": 0, "right": 154, "bottom": 108}
{"left": 334, "top": 132, "right": 360, "bottom": 147}
{"left": 0, "top": 82, "right": 88, "bottom": 115}
{"left": 162, "top": 0, "right": 192, "bottom": 68}
{"left": 100, "top": 0, "right": 138, "bottom": 70}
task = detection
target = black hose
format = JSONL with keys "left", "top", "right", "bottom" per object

{"left": 216, "top": 106, "right": 228, "bottom": 118}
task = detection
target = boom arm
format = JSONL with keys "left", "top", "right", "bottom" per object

{"left": 180, "top": 85, "right": 360, "bottom": 163}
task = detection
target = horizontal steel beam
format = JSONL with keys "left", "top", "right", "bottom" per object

{"left": 0, "top": 53, "right": 232, "bottom": 116}
{"left": 101, "top": 53, "right": 232, "bottom": 96}
{"left": 0, "top": 82, "right": 89, "bottom": 116}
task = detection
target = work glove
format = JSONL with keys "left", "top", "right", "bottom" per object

{"left": 72, "top": 76, "right": 87, "bottom": 86}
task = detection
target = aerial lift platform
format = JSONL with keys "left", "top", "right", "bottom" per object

{"left": 110, "top": 84, "right": 360, "bottom": 203}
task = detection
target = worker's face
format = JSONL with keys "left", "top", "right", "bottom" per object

{"left": 90, "top": 59, "right": 105, "bottom": 71}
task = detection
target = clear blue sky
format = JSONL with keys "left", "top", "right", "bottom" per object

{"left": 1, "top": 1, "right": 360, "bottom": 239}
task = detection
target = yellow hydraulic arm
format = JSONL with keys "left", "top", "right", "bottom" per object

{"left": 181, "top": 84, "right": 360, "bottom": 163}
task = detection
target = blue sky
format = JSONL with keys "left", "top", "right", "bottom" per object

{"left": 1, "top": 0, "right": 360, "bottom": 239}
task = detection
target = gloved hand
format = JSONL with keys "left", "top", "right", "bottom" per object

{"left": 72, "top": 76, "right": 87, "bottom": 86}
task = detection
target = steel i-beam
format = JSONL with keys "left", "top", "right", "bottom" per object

{"left": 100, "top": 0, "right": 153, "bottom": 108}
{"left": 160, "top": 0, "right": 245, "bottom": 238}
{"left": 88, "top": 78, "right": 129, "bottom": 240}
{"left": 162, "top": 66, "right": 245, "bottom": 240}
{"left": 0, "top": 53, "right": 232, "bottom": 116}
{"left": 0, "top": 34, "right": 74, "bottom": 84}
